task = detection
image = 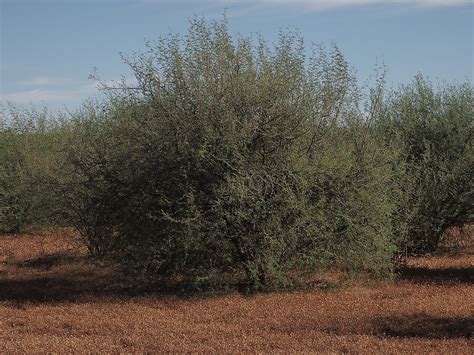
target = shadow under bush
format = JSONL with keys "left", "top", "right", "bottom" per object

{"left": 397, "top": 266, "right": 474, "bottom": 284}
{"left": 373, "top": 314, "right": 473, "bottom": 339}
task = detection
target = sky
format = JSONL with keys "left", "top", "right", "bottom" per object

{"left": 1, "top": 0, "right": 473, "bottom": 113}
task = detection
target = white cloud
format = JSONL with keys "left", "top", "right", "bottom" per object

{"left": 207, "top": 0, "right": 472, "bottom": 17}
{"left": 413, "top": 0, "right": 471, "bottom": 5}
{"left": 211, "top": 0, "right": 471, "bottom": 11}
{"left": 1, "top": 77, "right": 139, "bottom": 105}
{"left": 8, "top": 0, "right": 470, "bottom": 8}
{"left": 17, "top": 76, "right": 73, "bottom": 87}
{"left": 0, "top": 89, "right": 75, "bottom": 103}
{"left": 0, "top": 84, "right": 97, "bottom": 104}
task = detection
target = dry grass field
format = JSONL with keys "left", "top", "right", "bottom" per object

{"left": 0, "top": 228, "right": 472, "bottom": 353}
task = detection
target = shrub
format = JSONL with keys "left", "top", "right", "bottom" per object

{"left": 64, "top": 17, "right": 396, "bottom": 288}
{"left": 0, "top": 106, "right": 67, "bottom": 233}
{"left": 378, "top": 76, "right": 473, "bottom": 254}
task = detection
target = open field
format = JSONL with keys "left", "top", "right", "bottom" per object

{"left": 1, "top": 229, "right": 472, "bottom": 353}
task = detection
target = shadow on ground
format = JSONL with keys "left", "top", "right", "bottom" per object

{"left": 274, "top": 313, "right": 473, "bottom": 339}
{"left": 0, "top": 273, "right": 135, "bottom": 305}
{"left": 15, "top": 254, "right": 84, "bottom": 270}
{"left": 1, "top": 245, "right": 472, "bottom": 305}
{"left": 373, "top": 314, "right": 473, "bottom": 339}
{"left": 397, "top": 266, "right": 473, "bottom": 284}
{"left": 1, "top": 249, "right": 342, "bottom": 305}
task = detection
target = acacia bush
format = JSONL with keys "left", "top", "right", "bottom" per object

{"left": 0, "top": 106, "right": 67, "bottom": 233}
{"left": 377, "top": 76, "right": 473, "bottom": 254}
{"left": 62, "top": 18, "right": 396, "bottom": 289}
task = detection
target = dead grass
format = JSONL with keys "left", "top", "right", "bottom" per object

{"left": 0, "top": 228, "right": 472, "bottom": 353}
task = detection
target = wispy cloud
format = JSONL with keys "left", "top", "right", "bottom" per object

{"left": 163, "top": 0, "right": 464, "bottom": 19}
{"left": 138, "top": 0, "right": 471, "bottom": 9}
{"left": 0, "top": 89, "right": 79, "bottom": 103}
{"left": 7, "top": 0, "right": 471, "bottom": 9}
{"left": 10, "top": 0, "right": 468, "bottom": 13}
{"left": 218, "top": 0, "right": 469, "bottom": 5}
{"left": 210, "top": 0, "right": 471, "bottom": 12}
{"left": 0, "top": 84, "right": 96, "bottom": 105}
{"left": 1, "top": 76, "right": 139, "bottom": 105}
{"left": 17, "top": 76, "right": 73, "bottom": 87}
{"left": 133, "top": 0, "right": 472, "bottom": 17}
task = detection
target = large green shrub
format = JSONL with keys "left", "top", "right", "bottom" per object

{"left": 64, "top": 18, "right": 396, "bottom": 288}
{"left": 379, "top": 76, "right": 473, "bottom": 254}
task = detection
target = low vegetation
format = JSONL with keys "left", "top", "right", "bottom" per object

{"left": 1, "top": 17, "right": 473, "bottom": 291}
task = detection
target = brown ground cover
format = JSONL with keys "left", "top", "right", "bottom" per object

{"left": 0, "top": 228, "right": 472, "bottom": 353}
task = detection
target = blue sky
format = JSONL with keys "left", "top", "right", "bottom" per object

{"left": 1, "top": 0, "right": 472, "bottom": 112}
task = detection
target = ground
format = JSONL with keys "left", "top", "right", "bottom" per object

{"left": 0, "top": 228, "right": 472, "bottom": 352}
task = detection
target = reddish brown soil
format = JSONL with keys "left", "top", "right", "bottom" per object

{"left": 0, "top": 229, "right": 472, "bottom": 353}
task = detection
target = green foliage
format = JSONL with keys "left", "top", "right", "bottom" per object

{"left": 63, "top": 17, "right": 395, "bottom": 288}
{"left": 0, "top": 106, "right": 67, "bottom": 233}
{"left": 378, "top": 76, "right": 473, "bottom": 254}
